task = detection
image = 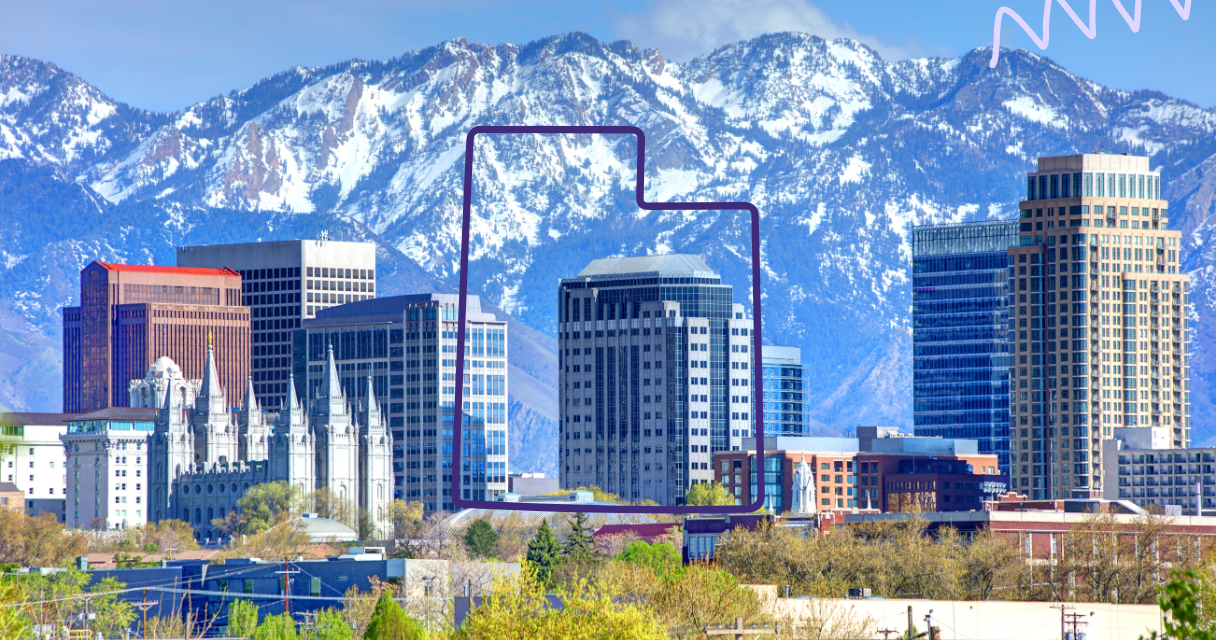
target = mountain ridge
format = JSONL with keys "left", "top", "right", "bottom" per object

{"left": 3, "top": 32, "right": 1216, "bottom": 468}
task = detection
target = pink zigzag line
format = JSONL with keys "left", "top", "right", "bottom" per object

{"left": 989, "top": 0, "right": 1191, "bottom": 68}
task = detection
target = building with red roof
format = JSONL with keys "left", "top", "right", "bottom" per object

{"left": 63, "top": 260, "right": 250, "bottom": 413}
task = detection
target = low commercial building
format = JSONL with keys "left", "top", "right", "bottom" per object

{"left": 713, "top": 427, "right": 1003, "bottom": 513}
{"left": 508, "top": 472, "right": 559, "bottom": 495}
{"left": 840, "top": 497, "right": 1216, "bottom": 562}
{"left": 1102, "top": 427, "right": 1216, "bottom": 514}
{"left": 0, "top": 412, "right": 70, "bottom": 521}
{"left": 684, "top": 514, "right": 772, "bottom": 562}
{"left": 87, "top": 556, "right": 518, "bottom": 634}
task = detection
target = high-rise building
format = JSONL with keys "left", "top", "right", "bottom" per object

{"left": 557, "top": 254, "right": 755, "bottom": 506}
{"left": 176, "top": 239, "right": 377, "bottom": 409}
{"left": 1009, "top": 153, "right": 1189, "bottom": 499}
{"left": 911, "top": 220, "right": 1018, "bottom": 473}
{"left": 300, "top": 294, "right": 508, "bottom": 514}
{"left": 62, "top": 262, "right": 250, "bottom": 414}
{"left": 760, "top": 346, "right": 807, "bottom": 437}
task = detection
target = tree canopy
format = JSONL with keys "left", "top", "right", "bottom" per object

{"left": 684, "top": 482, "right": 734, "bottom": 507}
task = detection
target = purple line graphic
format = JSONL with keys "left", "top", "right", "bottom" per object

{"left": 451, "top": 125, "right": 766, "bottom": 515}
{"left": 989, "top": 0, "right": 1191, "bottom": 68}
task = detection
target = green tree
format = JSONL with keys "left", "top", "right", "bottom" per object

{"left": 525, "top": 520, "right": 562, "bottom": 586}
{"left": 455, "top": 563, "right": 666, "bottom": 639}
{"left": 89, "top": 576, "right": 137, "bottom": 639}
{"left": 1141, "top": 571, "right": 1216, "bottom": 640}
{"left": 253, "top": 612, "right": 299, "bottom": 640}
{"left": 317, "top": 608, "right": 355, "bottom": 640}
{"left": 464, "top": 518, "right": 499, "bottom": 559}
{"left": 237, "top": 482, "right": 305, "bottom": 534}
{"left": 564, "top": 512, "right": 599, "bottom": 561}
{"left": 387, "top": 500, "right": 425, "bottom": 540}
{"left": 363, "top": 591, "right": 426, "bottom": 640}
{"left": 684, "top": 482, "right": 734, "bottom": 507}
{"left": 615, "top": 541, "right": 681, "bottom": 577}
{"left": 0, "top": 581, "right": 29, "bottom": 640}
{"left": 227, "top": 599, "right": 260, "bottom": 638}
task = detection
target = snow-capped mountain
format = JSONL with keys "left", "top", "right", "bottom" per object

{"left": 4, "top": 32, "right": 1216, "bottom": 466}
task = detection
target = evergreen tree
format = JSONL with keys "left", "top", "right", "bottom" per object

{"left": 563, "top": 512, "right": 599, "bottom": 561}
{"left": 463, "top": 518, "right": 499, "bottom": 558}
{"left": 525, "top": 520, "right": 562, "bottom": 585}
{"left": 363, "top": 591, "right": 426, "bottom": 640}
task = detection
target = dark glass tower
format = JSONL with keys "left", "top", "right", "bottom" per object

{"left": 912, "top": 220, "right": 1018, "bottom": 474}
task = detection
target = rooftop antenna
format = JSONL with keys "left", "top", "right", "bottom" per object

{"left": 1091, "top": 144, "right": 1105, "bottom": 154}
{"left": 318, "top": 230, "right": 330, "bottom": 243}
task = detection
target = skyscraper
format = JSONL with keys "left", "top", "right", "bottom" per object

{"left": 176, "top": 239, "right": 377, "bottom": 409}
{"left": 1009, "top": 154, "right": 1189, "bottom": 499}
{"left": 911, "top": 220, "right": 1018, "bottom": 473}
{"left": 62, "top": 262, "right": 250, "bottom": 414}
{"left": 558, "top": 255, "right": 755, "bottom": 506}
{"left": 300, "top": 294, "right": 508, "bottom": 514}
{"left": 760, "top": 346, "right": 807, "bottom": 437}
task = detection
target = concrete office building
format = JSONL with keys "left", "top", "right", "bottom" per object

{"left": 61, "top": 407, "right": 157, "bottom": 529}
{"left": 760, "top": 346, "right": 808, "bottom": 437}
{"left": 62, "top": 262, "right": 250, "bottom": 414}
{"left": 301, "top": 294, "right": 508, "bottom": 514}
{"left": 912, "top": 220, "right": 1018, "bottom": 473}
{"left": 0, "top": 412, "right": 71, "bottom": 521}
{"left": 1009, "top": 154, "right": 1190, "bottom": 500}
{"left": 558, "top": 254, "right": 755, "bottom": 506}
{"left": 177, "top": 239, "right": 377, "bottom": 409}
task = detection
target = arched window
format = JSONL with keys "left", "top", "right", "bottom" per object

{"left": 377, "top": 484, "right": 384, "bottom": 500}
{"left": 207, "top": 507, "right": 214, "bottom": 521}
{"left": 195, "top": 508, "right": 202, "bottom": 524}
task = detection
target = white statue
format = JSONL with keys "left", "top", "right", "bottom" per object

{"left": 790, "top": 454, "right": 816, "bottom": 514}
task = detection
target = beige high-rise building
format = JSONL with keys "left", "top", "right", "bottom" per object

{"left": 1009, "top": 153, "right": 1190, "bottom": 500}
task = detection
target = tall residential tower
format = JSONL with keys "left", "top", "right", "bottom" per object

{"left": 1009, "top": 154, "right": 1189, "bottom": 499}
{"left": 558, "top": 255, "right": 755, "bottom": 506}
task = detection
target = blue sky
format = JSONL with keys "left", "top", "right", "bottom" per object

{"left": 2, "top": 0, "right": 1211, "bottom": 112}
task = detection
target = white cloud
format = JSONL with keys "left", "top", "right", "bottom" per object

{"left": 614, "top": 0, "right": 915, "bottom": 62}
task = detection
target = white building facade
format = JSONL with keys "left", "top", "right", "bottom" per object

{"left": 0, "top": 413, "right": 70, "bottom": 521}
{"left": 149, "top": 343, "right": 393, "bottom": 540}
{"left": 60, "top": 408, "right": 156, "bottom": 529}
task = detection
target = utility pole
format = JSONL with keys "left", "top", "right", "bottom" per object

{"left": 1065, "top": 611, "right": 1090, "bottom": 640}
{"left": 276, "top": 559, "right": 300, "bottom": 616}
{"left": 1051, "top": 604, "right": 1074, "bottom": 640}
{"left": 877, "top": 628, "right": 900, "bottom": 640}
{"left": 132, "top": 588, "right": 157, "bottom": 638}
{"left": 907, "top": 605, "right": 914, "bottom": 640}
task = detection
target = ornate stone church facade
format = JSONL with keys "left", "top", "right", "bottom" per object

{"left": 148, "top": 343, "right": 393, "bottom": 541}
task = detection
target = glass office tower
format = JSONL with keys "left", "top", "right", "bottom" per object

{"left": 760, "top": 346, "right": 807, "bottom": 436}
{"left": 912, "top": 220, "right": 1018, "bottom": 473}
